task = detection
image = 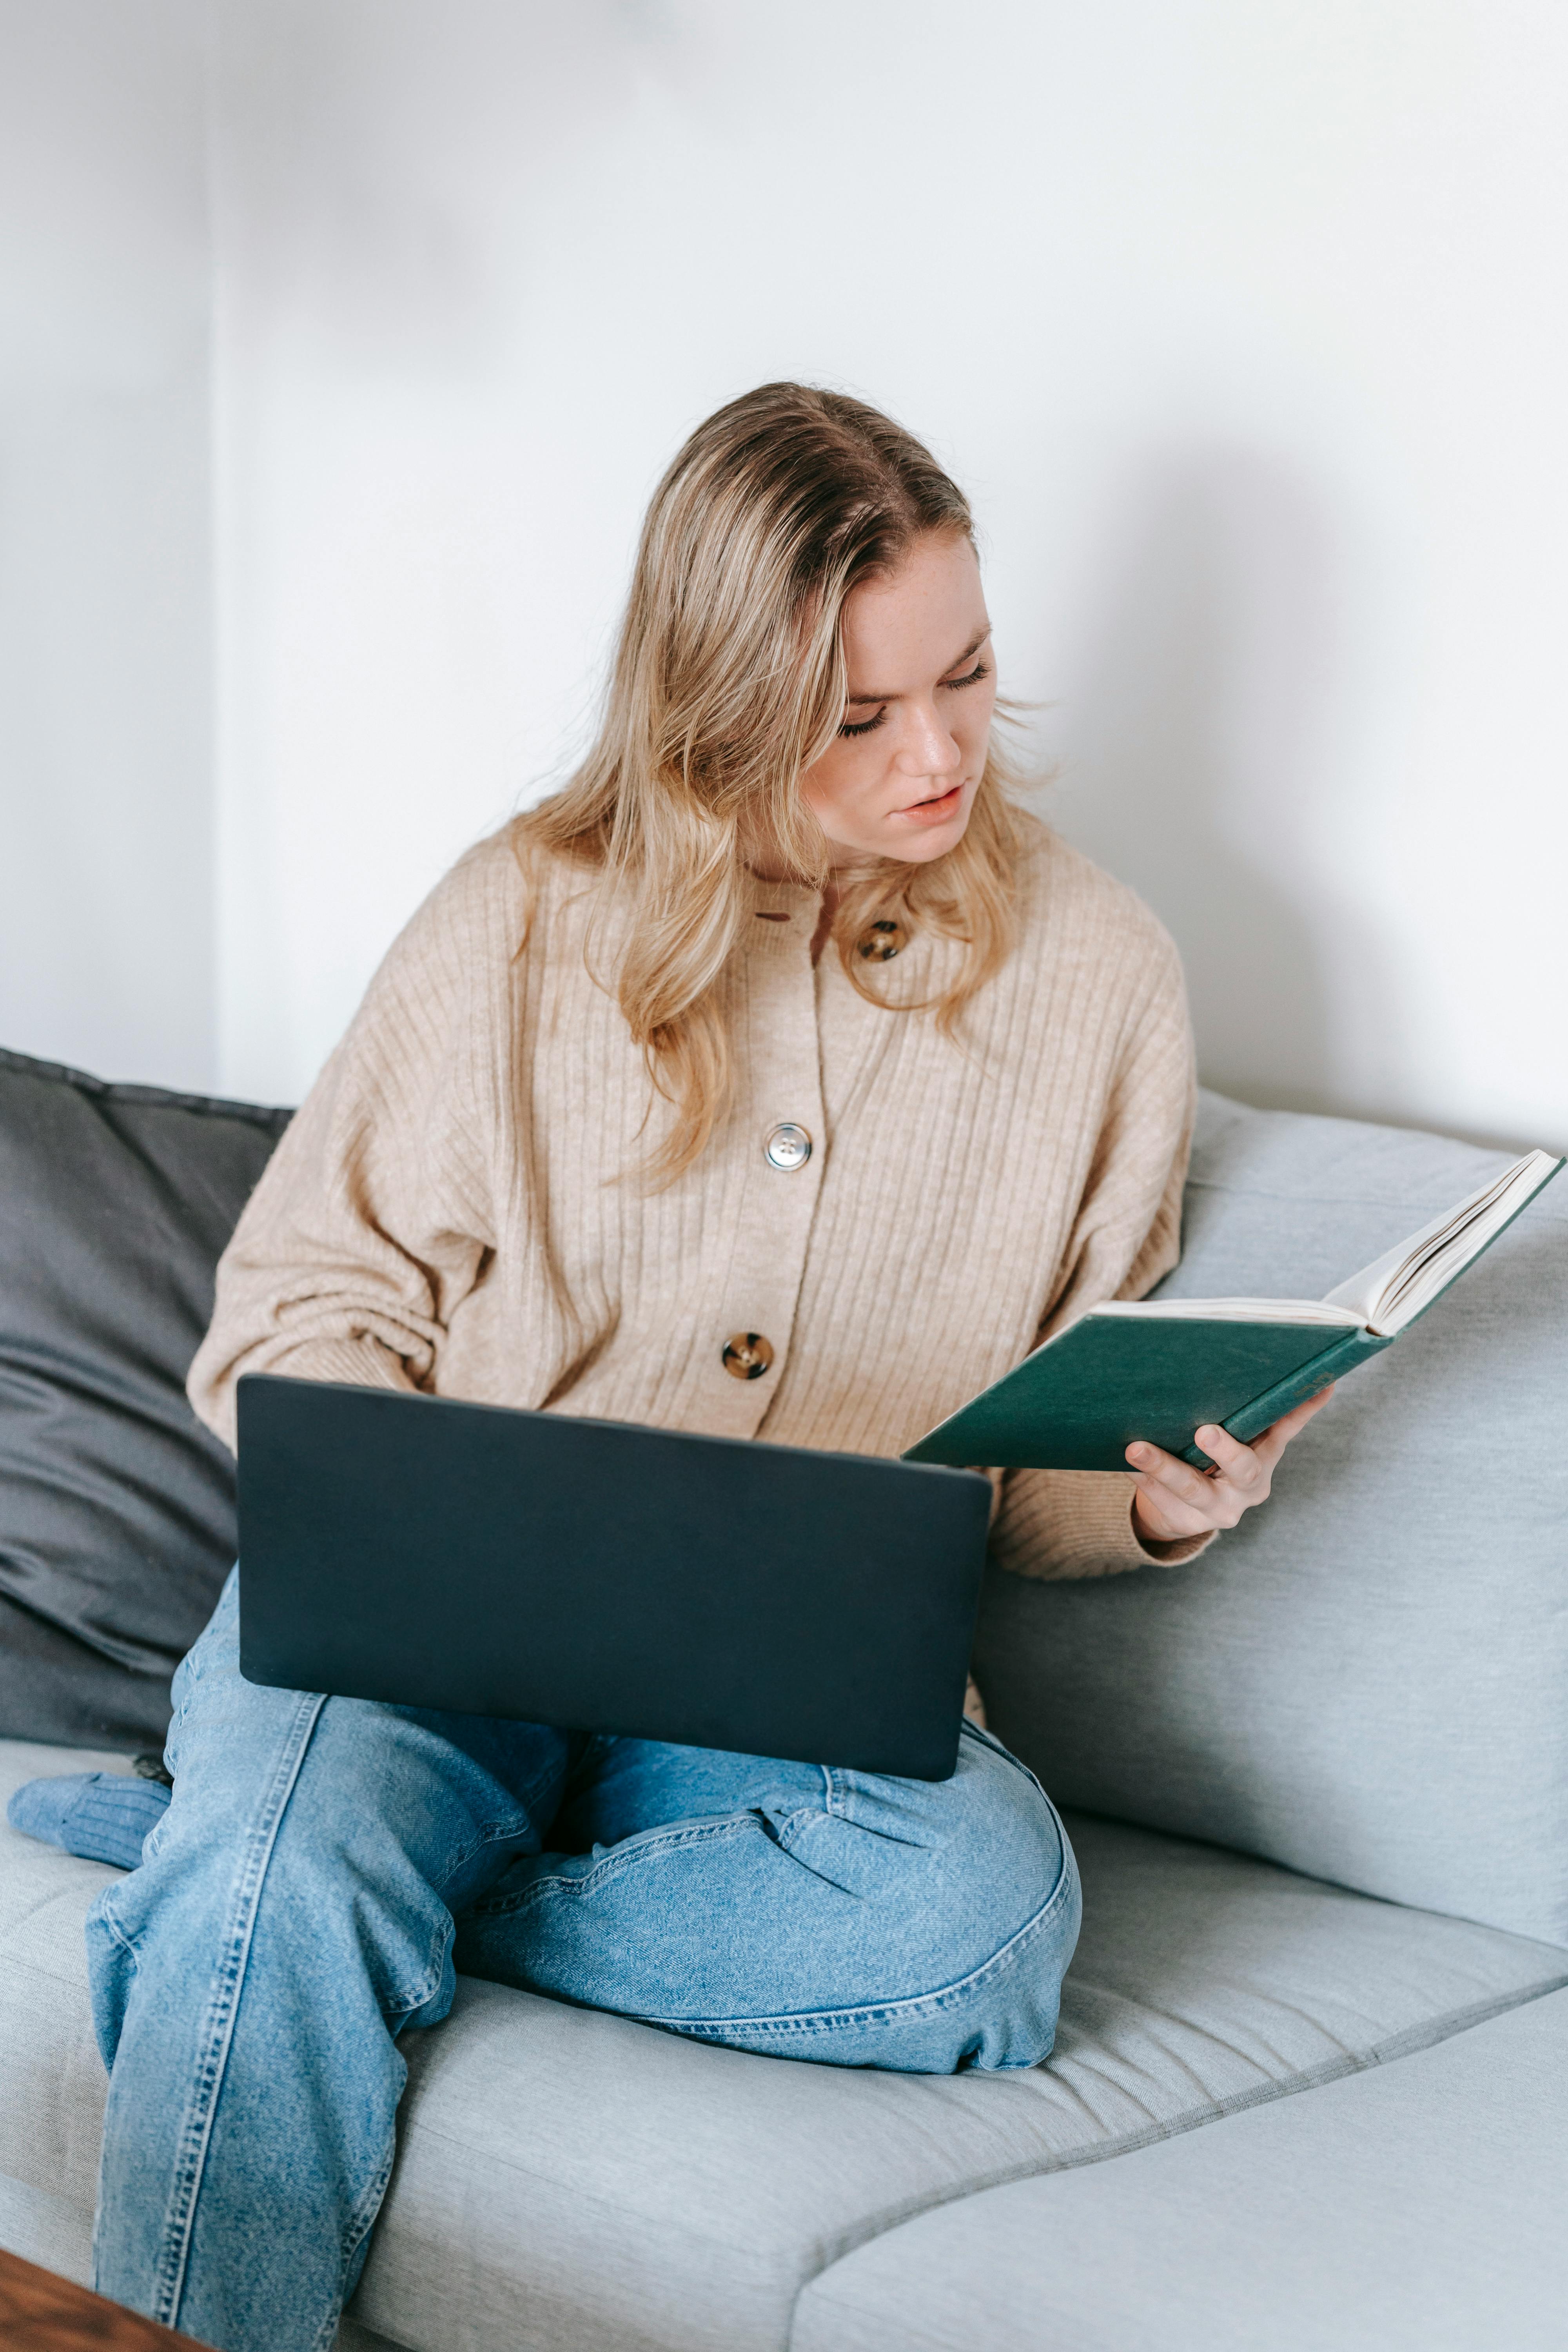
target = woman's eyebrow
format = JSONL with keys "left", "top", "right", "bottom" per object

{"left": 845, "top": 624, "right": 993, "bottom": 704}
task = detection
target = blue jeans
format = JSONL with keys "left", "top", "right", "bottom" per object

{"left": 85, "top": 1571, "right": 1080, "bottom": 2352}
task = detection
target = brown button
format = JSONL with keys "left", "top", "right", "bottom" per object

{"left": 857, "top": 918, "right": 905, "bottom": 962}
{"left": 721, "top": 1331, "right": 775, "bottom": 1381}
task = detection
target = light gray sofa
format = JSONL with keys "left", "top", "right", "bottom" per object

{"left": 2, "top": 1089, "right": 1564, "bottom": 2350}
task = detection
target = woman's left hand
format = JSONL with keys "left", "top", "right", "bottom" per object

{"left": 1127, "top": 1387, "right": 1334, "bottom": 1546}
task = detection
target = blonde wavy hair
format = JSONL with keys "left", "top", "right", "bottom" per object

{"left": 514, "top": 381, "right": 1023, "bottom": 1181}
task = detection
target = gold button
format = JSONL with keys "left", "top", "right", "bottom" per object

{"left": 721, "top": 1332, "right": 775, "bottom": 1381}
{"left": 763, "top": 1122, "right": 812, "bottom": 1171}
{"left": 857, "top": 918, "right": 905, "bottom": 962}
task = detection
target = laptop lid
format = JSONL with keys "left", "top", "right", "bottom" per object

{"left": 235, "top": 1376, "right": 993, "bottom": 1781}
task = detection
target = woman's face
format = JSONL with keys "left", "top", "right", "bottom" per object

{"left": 800, "top": 530, "right": 996, "bottom": 867}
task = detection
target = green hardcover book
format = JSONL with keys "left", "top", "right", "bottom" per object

{"left": 904, "top": 1147, "right": 1563, "bottom": 1475}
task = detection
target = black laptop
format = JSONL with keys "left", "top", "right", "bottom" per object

{"left": 235, "top": 1376, "right": 993, "bottom": 1781}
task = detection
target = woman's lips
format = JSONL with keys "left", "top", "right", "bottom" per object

{"left": 895, "top": 782, "right": 965, "bottom": 827}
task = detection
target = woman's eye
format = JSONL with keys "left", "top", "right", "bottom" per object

{"left": 940, "top": 661, "right": 990, "bottom": 693}
{"left": 838, "top": 707, "right": 886, "bottom": 739}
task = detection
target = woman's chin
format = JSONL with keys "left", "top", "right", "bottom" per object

{"left": 822, "top": 806, "right": 975, "bottom": 868}
{"left": 886, "top": 809, "right": 973, "bottom": 862}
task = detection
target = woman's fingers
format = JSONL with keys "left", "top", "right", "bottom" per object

{"left": 1132, "top": 1491, "right": 1214, "bottom": 1539}
{"left": 1125, "top": 1440, "right": 1244, "bottom": 1531}
{"left": 1126, "top": 1440, "right": 1216, "bottom": 1503}
{"left": 1245, "top": 1383, "right": 1336, "bottom": 1471}
{"left": 1191, "top": 1422, "right": 1269, "bottom": 1488}
{"left": 1127, "top": 1383, "right": 1338, "bottom": 1543}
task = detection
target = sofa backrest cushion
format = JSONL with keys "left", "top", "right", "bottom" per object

{"left": 974, "top": 1090, "right": 1568, "bottom": 1949}
{"left": 0, "top": 1048, "right": 290, "bottom": 1748}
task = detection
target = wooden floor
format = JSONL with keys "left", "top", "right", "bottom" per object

{"left": 0, "top": 2248, "right": 196, "bottom": 2348}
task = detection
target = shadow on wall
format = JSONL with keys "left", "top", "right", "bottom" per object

{"left": 1043, "top": 446, "right": 1412, "bottom": 1129}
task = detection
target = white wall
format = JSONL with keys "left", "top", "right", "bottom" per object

{"left": 0, "top": 1, "right": 215, "bottom": 1093}
{"left": 6, "top": 3, "right": 1566, "bottom": 1145}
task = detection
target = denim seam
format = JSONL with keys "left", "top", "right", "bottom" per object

{"left": 468, "top": 1811, "right": 757, "bottom": 1919}
{"left": 148, "top": 1688, "right": 326, "bottom": 2332}
{"left": 438, "top": 1812, "right": 540, "bottom": 1891}
{"left": 312, "top": 2129, "right": 400, "bottom": 2352}
{"left": 643, "top": 1830, "right": 1076, "bottom": 2042}
{"left": 958, "top": 1717, "right": 1047, "bottom": 1789}
{"left": 378, "top": 1952, "right": 448, "bottom": 2022}
{"left": 94, "top": 1895, "right": 140, "bottom": 1965}
{"left": 377, "top": 1811, "right": 541, "bottom": 2014}
{"left": 381, "top": 1917, "right": 457, "bottom": 2023}
{"left": 469, "top": 1747, "right": 1066, "bottom": 1932}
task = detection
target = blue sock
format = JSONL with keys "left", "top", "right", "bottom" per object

{"left": 6, "top": 1772, "right": 172, "bottom": 1871}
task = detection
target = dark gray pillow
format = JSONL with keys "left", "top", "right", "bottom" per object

{"left": 0, "top": 1047, "right": 290, "bottom": 1748}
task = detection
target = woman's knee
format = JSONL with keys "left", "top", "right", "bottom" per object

{"left": 708, "top": 1727, "right": 1081, "bottom": 2074}
{"left": 924, "top": 1798, "right": 1080, "bottom": 2071}
{"left": 875, "top": 1731, "right": 1080, "bottom": 2071}
{"left": 940, "top": 1721, "right": 1074, "bottom": 1905}
{"left": 826, "top": 1724, "right": 1073, "bottom": 1955}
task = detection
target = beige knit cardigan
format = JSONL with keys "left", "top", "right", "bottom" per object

{"left": 190, "top": 813, "right": 1211, "bottom": 1581}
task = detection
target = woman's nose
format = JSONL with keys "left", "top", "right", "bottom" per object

{"left": 897, "top": 703, "right": 962, "bottom": 779}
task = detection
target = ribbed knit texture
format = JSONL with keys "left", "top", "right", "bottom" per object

{"left": 191, "top": 813, "right": 1210, "bottom": 1580}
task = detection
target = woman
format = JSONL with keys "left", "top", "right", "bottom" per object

{"left": 15, "top": 383, "right": 1327, "bottom": 2352}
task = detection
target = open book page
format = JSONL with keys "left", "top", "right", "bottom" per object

{"left": 1046, "top": 1149, "right": 1560, "bottom": 1347}
{"left": 1323, "top": 1149, "right": 1563, "bottom": 1334}
{"left": 1091, "top": 1297, "right": 1361, "bottom": 1327}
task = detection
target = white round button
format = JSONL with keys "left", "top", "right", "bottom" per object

{"left": 764, "top": 1122, "right": 812, "bottom": 1172}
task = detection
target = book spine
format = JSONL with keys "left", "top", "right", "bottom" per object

{"left": 1180, "top": 1329, "right": 1394, "bottom": 1469}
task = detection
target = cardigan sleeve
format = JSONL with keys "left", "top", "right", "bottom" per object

{"left": 186, "top": 846, "right": 521, "bottom": 1453}
{"left": 989, "top": 926, "right": 1218, "bottom": 1581}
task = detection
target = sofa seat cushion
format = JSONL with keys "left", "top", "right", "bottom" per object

{"left": 4, "top": 1742, "right": 1564, "bottom": 2352}
{"left": 790, "top": 1985, "right": 1568, "bottom": 2352}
